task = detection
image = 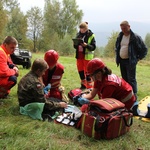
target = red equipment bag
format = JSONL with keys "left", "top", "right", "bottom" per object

{"left": 68, "top": 88, "right": 82, "bottom": 101}
{"left": 80, "top": 98, "right": 133, "bottom": 140}
{"left": 68, "top": 88, "right": 92, "bottom": 106}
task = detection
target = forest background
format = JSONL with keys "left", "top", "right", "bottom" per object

{"left": 0, "top": 0, "right": 150, "bottom": 59}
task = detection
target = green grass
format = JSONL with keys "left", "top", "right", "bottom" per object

{"left": 0, "top": 53, "right": 150, "bottom": 150}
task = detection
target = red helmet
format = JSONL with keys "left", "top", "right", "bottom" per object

{"left": 44, "top": 50, "right": 59, "bottom": 68}
{"left": 87, "top": 58, "right": 105, "bottom": 75}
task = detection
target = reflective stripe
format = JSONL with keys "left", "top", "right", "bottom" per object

{"left": 118, "top": 118, "right": 123, "bottom": 136}
{"left": 121, "top": 91, "right": 134, "bottom": 103}
{"left": 85, "top": 34, "right": 95, "bottom": 60}
{"left": 0, "top": 47, "right": 8, "bottom": 59}
{"left": 102, "top": 100, "right": 114, "bottom": 108}
{"left": 92, "top": 118, "right": 96, "bottom": 138}
{"left": 81, "top": 114, "right": 86, "bottom": 132}
{"left": 81, "top": 114, "right": 96, "bottom": 138}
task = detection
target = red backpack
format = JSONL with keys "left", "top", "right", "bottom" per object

{"left": 80, "top": 98, "right": 133, "bottom": 140}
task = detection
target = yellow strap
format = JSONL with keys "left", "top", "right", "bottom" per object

{"left": 102, "top": 99, "right": 121, "bottom": 108}
{"left": 81, "top": 114, "right": 86, "bottom": 132}
{"left": 92, "top": 118, "right": 96, "bottom": 138}
{"left": 118, "top": 118, "right": 123, "bottom": 136}
{"left": 0, "top": 47, "right": 8, "bottom": 59}
{"left": 102, "top": 100, "right": 114, "bottom": 108}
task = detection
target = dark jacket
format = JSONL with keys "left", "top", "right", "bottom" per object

{"left": 74, "top": 29, "right": 96, "bottom": 59}
{"left": 115, "top": 30, "right": 148, "bottom": 66}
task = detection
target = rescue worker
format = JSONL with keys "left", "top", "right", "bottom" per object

{"left": 78, "top": 58, "right": 136, "bottom": 110}
{"left": 42, "top": 50, "right": 64, "bottom": 100}
{"left": 73, "top": 22, "right": 96, "bottom": 89}
{"left": 0, "top": 36, "right": 19, "bottom": 98}
{"left": 17, "top": 58, "right": 67, "bottom": 120}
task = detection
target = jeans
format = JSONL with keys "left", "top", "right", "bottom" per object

{"left": 120, "top": 59, "right": 137, "bottom": 95}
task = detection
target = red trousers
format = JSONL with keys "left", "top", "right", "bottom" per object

{"left": 76, "top": 59, "right": 90, "bottom": 73}
{"left": 0, "top": 76, "right": 17, "bottom": 98}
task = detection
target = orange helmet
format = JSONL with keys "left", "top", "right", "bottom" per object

{"left": 87, "top": 58, "right": 105, "bottom": 75}
{"left": 44, "top": 50, "right": 59, "bottom": 68}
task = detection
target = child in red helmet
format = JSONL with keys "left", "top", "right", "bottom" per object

{"left": 78, "top": 58, "right": 136, "bottom": 110}
{"left": 42, "top": 50, "right": 65, "bottom": 101}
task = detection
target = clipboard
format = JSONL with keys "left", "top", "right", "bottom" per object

{"left": 72, "top": 38, "right": 83, "bottom": 45}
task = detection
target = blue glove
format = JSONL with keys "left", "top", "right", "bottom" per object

{"left": 78, "top": 97, "right": 89, "bottom": 105}
{"left": 43, "top": 84, "right": 51, "bottom": 95}
{"left": 65, "top": 105, "right": 75, "bottom": 113}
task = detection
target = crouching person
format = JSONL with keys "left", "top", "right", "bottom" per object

{"left": 0, "top": 36, "right": 19, "bottom": 98}
{"left": 78, "top": 58, "right": 136, "bottom": 111}
{"left": 17, "top": 58, "right": 67, "bottom": 120}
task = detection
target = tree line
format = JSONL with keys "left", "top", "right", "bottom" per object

{"left": 0, "top": 0, "right": 149, "bottom": 59}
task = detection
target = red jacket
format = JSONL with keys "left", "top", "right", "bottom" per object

{"left": 0, "top": 45, "right": 16, "bottom": 78}
{"left": 42, "top": 63, "right": 64, "bottom": 88}
{"left": 94, "top": 74, "right": 135, "bottom": 108}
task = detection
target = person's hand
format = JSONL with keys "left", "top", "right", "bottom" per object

{"left": 60, "top": 102, "right": 68, "bottom": 108}
{"left": 78, "top": 97, "right": 89, "bottom": 105}
{"left": 81, "top": 42, "right": 87, "bottom": 47}
{"left": 43, "top": 84, "right": 51, "bottom": 95}
{"left": 13, "top": 66, "right": 19, "bottom": 76}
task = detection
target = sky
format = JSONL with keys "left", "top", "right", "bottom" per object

{"left": 18, "top": 0, "right": 150, "bottom": 24}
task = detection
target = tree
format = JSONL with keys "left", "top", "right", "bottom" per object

{"left": 44, "top": 0, "right": 83, "bottom": 38}
{"left": 26, "top": 7, "right": 44, "bottom": 52}
{"left": 0, "top": 1, "right": 7, "bottom": 42}
{"left": 3, "top": 0, "right": 27, "bottom": 47}
{"left": 145, "top": 33, "right": 150, "bottom": 48}
{"left": 104, "top": 31, "right": 119, "bottom": 57}
{"left": 6, "top": 8, "right": 27, "bottom": 45}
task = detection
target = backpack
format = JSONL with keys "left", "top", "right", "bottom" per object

{"left": 80, "top": 98, "right": 133, "bottom": 140}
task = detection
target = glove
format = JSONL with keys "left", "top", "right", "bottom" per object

{"left": 65, "top": 105, "right": 75, "bottom": 113}
{"left": 43, "top": 84, "right": 51, "bottom": 95}
{"left": 78, "top": 97, "right": 89, "bottom": 105}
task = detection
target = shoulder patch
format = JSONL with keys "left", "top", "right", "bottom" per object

{"left": 37, "top": 83, "right": 42, "bottom": 88}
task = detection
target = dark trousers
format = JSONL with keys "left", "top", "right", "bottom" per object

{"left": 120, "top": 59, "right": 137, "bottom": 95}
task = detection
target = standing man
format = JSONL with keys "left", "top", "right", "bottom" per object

{"left": 73, "top": 22, "right": 96, "bottom": 89}
{"left": 0, "top": 36, "right": 19, "bottom": 98}
{"left": 115, "top": 21, "right": 147, "bottom": 99}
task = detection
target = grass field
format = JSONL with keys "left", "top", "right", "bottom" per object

{"left": 0, "top": 53, "right": 150, "bottom": 150}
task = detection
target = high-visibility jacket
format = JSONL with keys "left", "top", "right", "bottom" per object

{"left": 85, "top": 34, "right": 95, "bottom": 60}
{"left": 0, "top": 45, "right": 16, "bottom": 78}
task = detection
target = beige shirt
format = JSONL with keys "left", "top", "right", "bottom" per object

{"left": 120, "top": 35, "right": 130, "bottom": 59}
